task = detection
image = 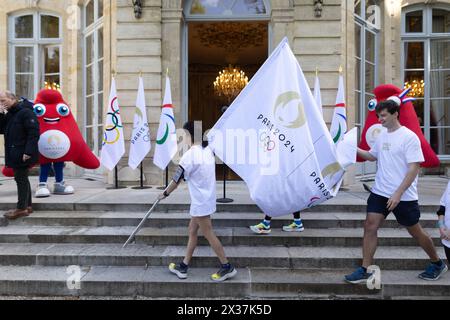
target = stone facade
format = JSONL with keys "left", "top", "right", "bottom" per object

{"left": 0, "top": 0, "right": 449, "bottom": 185}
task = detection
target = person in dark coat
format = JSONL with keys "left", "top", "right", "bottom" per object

{"left": 0, "top": 91, "right": 39, "bottom": 219}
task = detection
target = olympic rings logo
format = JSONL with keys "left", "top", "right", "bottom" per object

{"left": 259, "top": 132, "right": 276, "bottom": 152}
{"left": 106, "top": 97, "right": 123, "bottom": 131}
{"left": 102, "top": 97, "right": 123, "bottom": 145}
{"left": 103, "top": 125, "right": 121, "bottom": 145}
{"left": 143, "top": 132, "right": 151, "bottom": 142}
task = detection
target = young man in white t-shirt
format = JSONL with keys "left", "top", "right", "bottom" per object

{"left": 437, "top": 181, "right": 450, "bottom": 264}
{"left": 157, "top": 121, "right": 237, "bottom": 282}
{"left": 345, "top": 100, "right": 447, "bottom": 283}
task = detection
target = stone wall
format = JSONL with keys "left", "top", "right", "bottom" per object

{"left": 1, "top": 0, "right": 446, "bottom": 185}
{"left": 0, "top": 0, "right": 78, "bottom": 172}
{"left": 291, "top": 0, "right": 346, "bottom": 126}
{"left": 113, "top": 0, "right": 164, "bottom": 185}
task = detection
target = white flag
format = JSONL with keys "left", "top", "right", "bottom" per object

{"left": 128, "top": 77, "right": 151, "bottom": 170}
{"left": 153, "top": 75, "right": 177, "bottom": 170}
{"left": 100, "top": 77, "right": 125, "bottom": 170}
{"left": 313, "top": 74, "right": 323, "bottom": 117}
{"left": 330, "top": 74, "right": 347, "bottom": 143}
{"left": 207, "top": 38, "right": 346, "bottom": 217}
{"left": 336, "top": 127, "right": 358, "bottom": 169}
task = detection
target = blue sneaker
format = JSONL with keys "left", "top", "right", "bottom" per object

{"left": 344, "top": 267, "right": 373, "bottom": 284}
{"left": 418, "top": 261, "right": 448, "bottom": 281}
{"left": 169, "top": 262, "right": 188, "bottom": 279}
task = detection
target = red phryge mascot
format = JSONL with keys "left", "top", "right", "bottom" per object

{"left": 2, "top": 89, "right": 100, "bottom": 197}
{"left": 358, "top": 84, "right": 439, "bottom": 168}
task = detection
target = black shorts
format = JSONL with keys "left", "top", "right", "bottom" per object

{"left": 445, "top": 245, "right": 450, "bottom": 263}
{"left": 367, "top": 192, "right": 421, "bottom": 227}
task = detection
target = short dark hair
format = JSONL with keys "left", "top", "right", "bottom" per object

{"left": 182, "top": 121, "right": 208, "bottom": 148}
{"left": 375, "top": 100, "right": 400, "bottom": 118}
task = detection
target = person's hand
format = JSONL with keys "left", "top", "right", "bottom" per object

{"left": 22, "top": 154, "right": 31, "bottom": 162}
{"left": 157, "top": 193, "right": 167, "bottom": 201}
{"left": 440, "top": 227, "right": 450, "bottom": 241}
{"left": 0, "top": 104, "right": 6, "bottom": 114}
{"left": 386, "top": 191, "right": 401, "bottom": 211}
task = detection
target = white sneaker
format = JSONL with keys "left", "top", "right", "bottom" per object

{"left": 35, "top": 183, "right": 50, "bottom": 198}
{"left": 249, "top": 222, "right": 271, "bottom": 234}
{"left": 282, "top": 221, "right": 305, "bottom": 232}
{"left": 53, "top": 181, "right": 74, "bottom": 195}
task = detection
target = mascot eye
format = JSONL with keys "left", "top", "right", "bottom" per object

{"left": 33, "top": 104, "right": 46, "bottom": 117}
{"left": 57, "top": 104, "right": 70, "bottom": 117}
{"left": 367, "top": 99, "right": 377, "bottom": 111}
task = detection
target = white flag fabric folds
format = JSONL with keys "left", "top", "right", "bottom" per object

{"left": 313, "top": 74, "right": 323, "bottom": 117}
{"left": 330, "top": 74, "right": 347, "bottom": 143}
{"left": 100, "top": 77, "right": 125, "bottom": 171}
{"left": 336, "top": 127, "right": 358, "bottom": 170}
{"left": 207, "top": 38, "right": 348, "bottom": 217}
{"left": 128, "top": 77, "right": 151, "bottom": 170}
{"left": 153, "top": 75, "right": 177, "bottom": 170}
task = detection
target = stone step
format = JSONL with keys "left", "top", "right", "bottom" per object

{"left": 250, "top": 268, "right": 450, "bottom": 299}
{"left": 0, "top": 243, "right": 446, "bottom": 270}
{"left": 0, "top": 265, "right": 448, "bottom": 298}
{"left": 0, "top": 225, "right": 442, "bottom": 247}
{"left": 0, "top": 202, "right": 440, "bottom": 213}
{"left": 6, "top": 211, "right": 440, "bottom": 229}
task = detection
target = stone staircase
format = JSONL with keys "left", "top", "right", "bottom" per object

{"left": 0, "top": 203, "right": 448, "bottom": 299}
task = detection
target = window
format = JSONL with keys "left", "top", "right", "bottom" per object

{"left": 83, "top": 0, "right": 104, "bottom": 156}
{"left": 9, "top": 12, "right": 61, "bottom": 99}
{"left": 402, "top": 5, "right": 450, "bottom": 157}
{"left": 354, "top": 1, "right": 380, "bottom": 136}
{"left": 185, "top": 0, "right": 270, "bottom": 20}
{"left": 354, "top": 1, "right": 380, "bottom": 175}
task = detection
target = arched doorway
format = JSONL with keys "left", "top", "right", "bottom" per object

{"left": 182, "top": 0, "right": 271, "bottom": 180}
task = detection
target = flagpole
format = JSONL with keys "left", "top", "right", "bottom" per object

{"left": 130, "top": 71, "right": 151, "bottom": 190}
{"left": 140, "top": 163, "right": 144, "bottom": 188}
{"left": 155, "top": 68, "right": 175, "bottom": 191}
{"left": 131, "top": 162, "right": 152, "bottom": 189}
{"left": 156, "top": 167, "right": 169, "bottom": 190}
{"left": 217, "top": 105, "right": 233, "bottom": 203}
{"left": 165, "top": 168, "right": 169, "bottom": 187}
{"left": 107, "top": 166, "right": 127, "bottom": 189}
{"left": 217, "top": 164, "right": 233, "bottom": 203}
{"left": 112, "top": 70, "right": 116, "bottom": 189}
{"left": 164, "top": 67, "right": 169, "bottom": 189}
{"left": 105, "top": 71, "right": 126, "bottom": 190}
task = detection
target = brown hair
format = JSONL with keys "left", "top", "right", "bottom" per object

{"left": 375, "top": 100, "right": 400, "bottom": 118}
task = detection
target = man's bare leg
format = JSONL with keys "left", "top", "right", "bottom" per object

{"left": 362, "top": 213, "right": 385, "bottom": 268}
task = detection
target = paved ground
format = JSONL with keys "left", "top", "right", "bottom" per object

{"left": 0, "top": 175, "right": 447, "bottom": 208}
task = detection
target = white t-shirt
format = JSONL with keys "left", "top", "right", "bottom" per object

{"left": 439, "top": 180, "right": 450, "bottom": 248}
{"left": 369, "top": 126, "right": 424, "bottom": 201}
{"left": 179, "top": 145, "right": 216, "bottom": 216}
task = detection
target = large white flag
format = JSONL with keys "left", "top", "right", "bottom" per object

{"left": 153, "top": 75, "right": 177, "bottom": 170}
{"left": 330, "top": 74, "right": 347, "bottom": 143}
{"left": 100, "top": 77, "right": 125, "bottom": 170}
{"left": 128, "top": 77, "right": 151, "bottom": 169}
{"left": 208, "top": 38, "right": 348, "bottom": 217}
{"left": 313, "top": 73, "right": 323, "bottom": 117}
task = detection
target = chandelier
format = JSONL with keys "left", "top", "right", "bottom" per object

{"left": 213, "top": 65, "right": 249, "bottom": 102}
{"left": 44, "top": 81, "right": 61, "bottom": 91}
{"left": 404, "top": 79, "right": 424, "bottom": 97}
